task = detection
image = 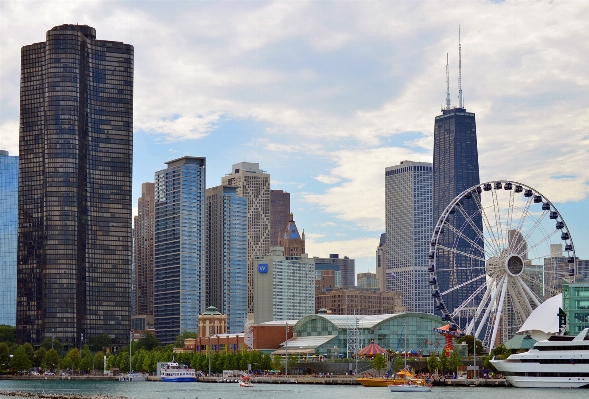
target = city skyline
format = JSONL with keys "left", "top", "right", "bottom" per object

{"left": 1, "top": 1, "right": 588, "bottom": 276}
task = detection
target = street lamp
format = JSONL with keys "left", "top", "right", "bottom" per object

{"left": 285, "top": 322, "right": 289, "bottom": 377}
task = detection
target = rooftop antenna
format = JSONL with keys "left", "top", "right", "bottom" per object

{"left": 445, "top": 53, "right": 451, "bottom": 110}
{"left": 458, "top": 25, "right": 463, "bottom": 108}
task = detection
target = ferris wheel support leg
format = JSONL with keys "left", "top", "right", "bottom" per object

{"left": 514, "top": 278, "right": 534, "bottom": 314}
{"left": 517, "top": 276, "right": 541, "bottom": 307}
{"left": 465, "top": 281, "right": 493, "bottom": 335}
{"left": 476, "top": 276, "right": 505, "bottom": 339}
{"left": 489, "top": 277, "right": 509, "bottom": 353}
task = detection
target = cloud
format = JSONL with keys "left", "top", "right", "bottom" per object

{"left": 315, "top": 174, "right": 342, "bottom": 185}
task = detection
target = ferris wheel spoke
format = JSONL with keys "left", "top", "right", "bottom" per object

{"left": 507, "top": 280, "right": 528, "bottom": 326}
{"left": 489, "top": 276, "right": 509, "bottom": 354}
{"left": 436, "top": 244, "right": 487, "bottom": 263}
{"left": 514, "top": 277, "right": 534, "bottom": 314}
{"left": 512, "top": 210, "right": 551, "bottom": 256}
{"left": 451, "top": 282, "right": 487, "bottom": 319}
{"left": 454, "top": 203, "right": 501, "bottom": 258}
{"left": 513, "top": 195, "right": 535, "bottom": 238}
{"left": 440, "top": 273, "right": 487, "bottom": 296}
{"left": 475, "top": 275, "right": 505, "bottom": 338}
{"left": 444, "top": 221, "right": 487, "bottom": 256}
{"left": 520, "top": 229, "right": 559, "bottom": 259}
{"left": 471, "top": 194, "right": 503, "bottom": 257}
{"left": 516, "top": 276, "right": 542, "bottom": 307}
{"left": 491, "top": 188, "right": 507, "bottom": 252}
{"left": 505, "top": 188, "right": 516, "bottom": 246}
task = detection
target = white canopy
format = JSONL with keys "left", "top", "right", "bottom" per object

{"left": 517, "top": 293, "right": 562, "bottom": 341}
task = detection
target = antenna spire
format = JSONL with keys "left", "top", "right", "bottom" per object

{"left": 445, "top": 53, "right": 451, "bottom": 109}
{"left": 458, "top": 25, "right": 463, "bottom": 108}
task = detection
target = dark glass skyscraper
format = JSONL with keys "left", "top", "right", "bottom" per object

{"left": 0, "top": 150, "right": 18, "bottom": 327}
{"left": 433, "top": 105, "right": 483, "bottom": 320}
{"left": 17, "top": 25, "right": 133, "bottom": 348}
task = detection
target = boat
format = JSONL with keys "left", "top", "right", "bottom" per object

{"left": 389, "top": 323, "right": 431, "bottom": 393}
{"left": 490, "top": 327, "right": 589, "bottom": 388}
{"left": 119, "top": 331, "right": 147, "bottom": 382}
{"left": 160, "top": 359, "right": 197, "bottom": 382}
{"left": 239, "top": 374, "right": 254, "bottom": 387}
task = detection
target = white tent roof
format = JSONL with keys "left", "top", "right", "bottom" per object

{"left": 517, "top": 293, "right": 561, "bottom": 341}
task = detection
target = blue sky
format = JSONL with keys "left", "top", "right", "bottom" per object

{"left": 1, "top": 0, "right": 588, "bottom": 276}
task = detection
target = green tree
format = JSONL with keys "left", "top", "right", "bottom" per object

{"left": 59, "top": 356, "right": 74, "bottom": 370}
{"left": 272, "top": 355, "right": 284, "bottom": 372}
{"left": 93, "top": 351, "right": 104, "bottom": 372}
{"left": 44, "top": 349, "right": 60, "bottom": 370}
{"left": 136, "top": 333, "right": 161, "bottom": 351}
{"left": 439, "top": 351, "right": 449, "bottom": 373}
{"left": 80, "top": 354, "right": 93, "bottom": 373}
{"left": 287, "top": 355, "right": 298, "bottom": 373}
{"left": 427, "top": 352, "right": 439, "bottom": 374}
{"left": 9, "top": 346, "right": 32, "bottom": 371}
{"left": 449, "top": 350, "right": 463, "bottom": 372}
{"left": 456, "top": 335, "right": 484, "bottom": 356}
{"left": 22, "top": 343, "right": 35, "bottom": 361}
{"left": 41, "top": 338, "right": 63, "bottom": 354}
{"left": 0, "top": 325, "right": 16, "bottom": 344}
{"left": 88, "top": 334, "right": 112, "bottom": 352}
{"left": 33, "top": 347, "right": 46, "bottom": 368}
{"left": 0, "top": 343, "right": 10, "bottom": 369}
{"left": 260, "top": 353, "right": 272, "bottom": 370}
{"left": 66, "top": 348, "right": 81, "bottom": 370}
{"left": 174, "top": 331, "right": 198, "bottom": 348}
{"left": 371, "top": 354, "right": 386, "bottom": 376}
{"left": 392, "top": 356, "right": 404, "bottom": 372}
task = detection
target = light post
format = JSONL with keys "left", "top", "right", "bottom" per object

{"left": 208, "top": 326, "right": 212, "bottom": 376}
{"left": 285, "top": 322, "right": 288, "bottom": 377}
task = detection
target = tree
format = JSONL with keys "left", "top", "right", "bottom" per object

{"left": 272, "top": 355, "right": 284, "bottom": 372}
{"left": 22, "top": 343, "right": 35, "bottom": 361}
{"left": 59, "top": 356, "right": 74, "bottom": 371}
{"left": 0, "top": 343, "right": 10, "bottom": 369}
{"left": 33, "top": 347, "right": 46, "bottom": 368}
{"left": 427, "top": 353, "right": 439, "bottom": 374}
{"left": 9, "top": 346, "right": 32, "bottom": 371}
{"left": 439, "top": 351, "right": 449, "bottom": 374}
{"left": 456, "top": 335, "right": 484, "bottom": 356}
{"left": 79, "top": 354, "right": 93, "bottom": 373}
{"left": 287, "top": 355, "right": 298, "bottom": 373}
{"left": 44, "top": 349, "right": 60, "bottom": 370}
{"left": 94, "top": 351, "right": 104, "bottom": 372}
{"left": 260, "top": 353, "right": 272, "bottom": 370}
{"left": 41, "top": 337, "right": 63, "bottom": 354}
{"left": 483, "top": 344, "right": 512, "bottom": 372}
{"left": 88, "top": 334, "right": 112, "bottom": 352}
{"left": 136, "top": 333, "right": 161, "bottom": 351}
{"left": 449, "top": 350, "right": 463, "bottom": 372}
{"left": 371, "top": 354, "right": 386, "bottom": 376}
{"left": 392, "top": 356, "right": 404, "bottom": 372}
{"left": 66, "top": 348, "right": 81, "bottom": 370}
{"left": 174, "top": 331, "right": 198, "bottom": 348}
{"left": 0, "top": 325, "right": 16, "bottom": 344}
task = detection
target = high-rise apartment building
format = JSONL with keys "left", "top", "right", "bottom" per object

{"left": 277, "top": 213, "right": 305, "bottom": 257}
{"left": 205, "top": 185, "right": 247, "bottom": 333}
{"left": 154, "top": 157, "right": 206, "bottom": 344}
{"left": 315, "top": 288, "right": 406, "bottom": 315}
{"left": 376, "top": 233, "right": 386, "bottom": 292}
{"left": 357, "top": 272, "right": 380, "bottom": 290}
{"left": 313, "top": 254, "right": 355, "bottom": 288}
{"left": 0, "top": 150, "right": 18, "bottom": 326}
{"left": 17, "top": 25, "right": 133, "bottom": 347}
{"left": 134, "top": 183, "right": 155, "bottom": 317}
{"left": 270, "top": 190, "right": 290, "bottom": 246}
{"left": 385, "top": 161, "right": 433, "bottom": 313}
{"left": 433, "top": 47, "right": 482, "bottom": 318}
{"left": 222, "top": 162, "right": 270, "bottom": 314}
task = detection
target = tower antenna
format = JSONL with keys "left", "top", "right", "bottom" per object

{"left": 458, "top": 25, "right": 463, "bottom": 108}
{"left": 445, "top": 53, "right": 451, "bottom": 109}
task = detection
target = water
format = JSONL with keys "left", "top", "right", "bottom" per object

{"left": 0, "top": 380, "right": 587, "bottom": 399}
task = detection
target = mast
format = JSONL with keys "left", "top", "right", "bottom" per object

{"left": 445, "top": 53, "right": 451, "bottom": 110}
{"left": 129, "top": 331, "right": 132, "bottom": 373}
{"left": 458, "top": 25, "right": 463, "bottom": 108}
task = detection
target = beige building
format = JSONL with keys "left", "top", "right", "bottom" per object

{"left": 315, "top": 288, "right": 406, "bottom": 315}
{"left": 357, "top": 272, "right": 380, "bottom": 290}
{"left": 277, "top": 213, "right": 305, "bottom": 257}
{"left": 198, "top": 306, "right": 227, "bottom": 337}
{"left": 222, "top": 162, "right": 271, "bottom": 315}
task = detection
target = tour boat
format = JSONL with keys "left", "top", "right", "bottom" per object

{"left": 239, "top": 375, "right": 254, "bottom": 387}
{"left": 118, "top": 372, "right": 147, "bottom": 382}
{"left": 160, "top": 359, "right": 197, "bottom": 382}
{"left": 491, "top": 327, "right": 589, "bottom": 388}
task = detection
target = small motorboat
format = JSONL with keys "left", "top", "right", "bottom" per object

{"left": 239, "top": 374, "right": 254, "bottom": 387}
{"left": 389, "top": 382, "right": 432, "bottom": 392}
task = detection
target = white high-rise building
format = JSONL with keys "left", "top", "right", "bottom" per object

{"left": 222, "top": 162, "right": 271, "bottom": 315}
{"left": 385, "top": 160, "right": 433, "bottom": 314}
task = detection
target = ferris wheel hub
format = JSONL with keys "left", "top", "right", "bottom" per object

{"left": 505, "top": 254, "right": 524, "bottom": 276}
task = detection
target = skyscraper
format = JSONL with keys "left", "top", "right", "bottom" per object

{"left": 205, "top": 185, "right": 247, "bottom": 333}
{"left": 385, "top": 160, "right": 433, "bottom": 313}
{"left": 17, "top": 25, "right": 133, "bottom": 347}
{"left": 376, "top": 233, "right": 386, "bottom": 292}
{"left": 154, "top": 157, "right": 206, "bottom": 344}
{"left": 432, "top": 36, "right": 483, "bottom": 319}
{"left": 221, "top": 162, "right": 270, "bottom": 315}
{"left": 270, "top": 190, "right": 290, "bottom": 246}
{"left": 277, "top": 213, "right": 305, "bottom": 257}
{"left": 0, "top": 150, "right": 18, "bottom": 326}
{"left": 313, "top": 254, "right": 355, "bottom": 288}
{"left": 134, "top": 183, "right": 155, "bottom": 317}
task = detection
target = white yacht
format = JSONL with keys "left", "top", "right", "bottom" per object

{"left": 491, "top": 327, "right": 589, "bottom": 388}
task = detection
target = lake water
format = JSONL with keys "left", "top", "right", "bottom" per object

{"left": 0, "top": 380, "right": 588, "bottom": 399}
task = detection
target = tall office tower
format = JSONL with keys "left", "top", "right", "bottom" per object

{"left": 385, "top": 161, "right": 433, "bottom": 313}
{"left": 17, "top": 25, "right": 133, "bottom": 348}
{"left": 270, "top": 190, "right": 290, "bottom": 246}
{"left": 134, "top": 183, "right": 155, "bottom": 317}
{"left": 0, "top": 151, "right": 18, "bottom": 326}
{"left": 221, "top": 162, "right": 270, "bottom": 314}
{"left": 205, "top": 185, "right": 247, "bottom": 333}
{"left": 154, "top": 157, "right": 206, "bottom": 344}
{"left": 376, "top": 233, "right": 386, "bottom": 292}
{"left": 313, "top": 254, "right": 355, "bottom": 288}
{"left": 433, "top": 39, "right": 482, "bottom": 318}
{"left": 277, "top": 213, "right": 305, "bottom": 257}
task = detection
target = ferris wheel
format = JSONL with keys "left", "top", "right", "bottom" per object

{"left": 428, "top": 180, "right": 578, "bottom": 351}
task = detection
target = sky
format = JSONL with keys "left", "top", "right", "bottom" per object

{"left": 1, "top": 0, "right": 588, "bottom": 278}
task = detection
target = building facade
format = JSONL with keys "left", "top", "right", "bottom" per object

{"left": 134, "top": 182, "right": 155, "bottom": 317}
{"left": 154, "top": 157, "right": 206, "bottom": 344}
{"left": 313, "top": 254, "right": 355, "bottom": 288}
{"left": 315, "top": 288, "right": 406, "bottom": 315}
{"left": 253, "top": 247, "right": 315, "bottom": 324}
{"left": 385, "top": 160, "right": 433, "bottom": 314}
{"left": 222, "top": 162, "right": 271, "bottom": 314}
{"left": 0, "top": 151, "right": 18, "bottom": 326}
{"left": 17, "top": 25, "right": 133, "bottom": 348}
{"left": 376, "top": 233, "right": 386, "bottom": 292}
{"left": 270, "top": 190, "right": 290, "bottom": 246}
{"left": 562, "top": 281, "right": 589, "bottom": 335}
{"left": 433, "top": 104, "right": 483, "bottom": 319}
{"left": 357, "top": 272, "right": 380, "bottom": 290}
{"left": 277, "top": 213, "right": 305, "bottom": 257}
{"left": 205, "top": 185, "right": 247, "bottom": 333}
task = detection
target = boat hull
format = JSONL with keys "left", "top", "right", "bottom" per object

{"left": 161, "top": 377, "right": 197, "bottom": 382}
{"left": 389, "top": 384, "right": 432, "bottom": 392}
{"left": 357, "top": 377, "right": 427, "bottom": 387}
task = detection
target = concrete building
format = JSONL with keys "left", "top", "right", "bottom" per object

{"left": 154, "top": 157, "right": 206, "bottom": 344}
{"left": 315, "top": 265, "right": 342, "bottom": 289}
{"left": 277, "top": 213, "right": 305, "bottom": 257}
{"left": 315, "top": 270, "right": 338, "bottom": 296}
{"left": 198, "top": 306, "right": 227, "bottom": 337}
{"left": 315, "top": 288, "right": 406, "bottom": 315}
{"left": 134, "top": 183, "right": 155, "bottom": 318}
{"left": 357, "top": 272, "right": 380, "bottom": 290}
{"left": 253, "top": 247, "right": 315, "bottom": 324}
{"left": 222, "top": 162, "right": 271, "bottom": 315}
{"left": 17, "top": 25, "right": 133, "bottom": 348}
{"left": 0, "top": 150, "right": 18, "bottom": 326}
{"left": 270, "top": 190, "right": 290, "bottom": 246}
{"left": 562, "top": 280, "right": 589, "bottom": 335}
{"left": 385, "top": 160, "right": 433, "bottom": 313}
{"left": 205, "top": 185, "right": 247, "bottom": 333}
{"left": 375, "top": 233, "right": 386, "bottom": 292}
{"left": 314, "top": 254, "right": 355, "bottom": 288}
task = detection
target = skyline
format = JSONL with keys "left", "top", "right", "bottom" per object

{"left": 1, "top": 0, "right": 588, "bottom": 275}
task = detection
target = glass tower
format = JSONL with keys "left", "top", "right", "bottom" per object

{"left": 205, "top": 185, "right": 247, "bottom": 333}
{"left": 17, "top": 25, "right": 133, "bottom": 348}
{"left": 154, "top": 157, "right": 206, "bottom": 344}
{"left": 0, "top": 150, "right": 18, "bottom": 326}
{"left": 433, "top": 106, "right": 483, "bottom": 319}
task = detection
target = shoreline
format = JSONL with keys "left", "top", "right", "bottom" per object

{"left": 0, "top": 391, "right": 128, "bottom": 399}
